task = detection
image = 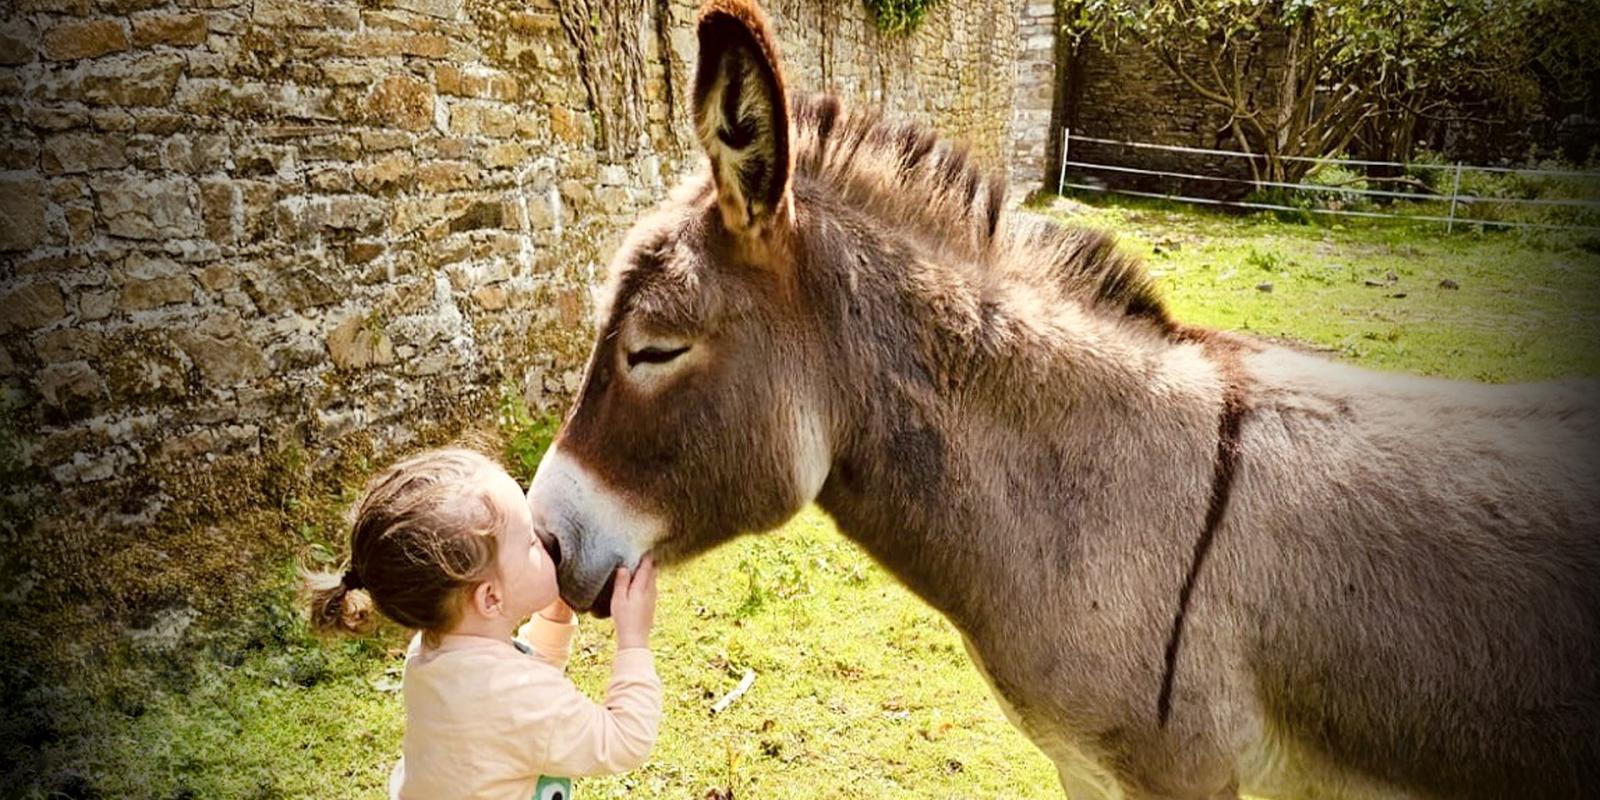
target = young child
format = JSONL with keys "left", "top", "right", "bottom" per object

{"left": 307, "top": 448, "right": 661, "bottom": 799}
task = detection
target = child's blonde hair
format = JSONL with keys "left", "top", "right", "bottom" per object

{"left": 306, "top": 448, "right": 507, "bottom": 645}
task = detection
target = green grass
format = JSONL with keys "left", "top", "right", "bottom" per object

{"left": 49, "top": 198, "right": 1600, "bottom": 799}
{"left": 1046, "top": 194, "right": 1600, "bottom": 382}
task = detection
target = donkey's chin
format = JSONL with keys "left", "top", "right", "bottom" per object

{"left": 560, "top": 563, "right": 622, "bottom": 618}
{"left": 584, "top": 570, "right": 620, "bottom": 619}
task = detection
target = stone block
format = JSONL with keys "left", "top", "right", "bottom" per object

{"left": 195, "top": 265, "right": 239, "bottom": 293}
{"left": 326, "top": 314, "right": 396, "bottom": 370}
{"left": 482, "top": 142, "right": 527, "bottom": 169}
{"left": 131, "top": 13, "right": 208, "bottom": 47}
{"left": 76, "top": 54, "right": 185, "bottom": 106}
{"left": 365, "top": 74, "right": 435, "bottom": 132}
{"left": 549, "top": 105, "right": 585, "bottom": 143}
{"left": 173, "top": 329, "right": 267, "bottom": 386}
{"left": 96, "top": 177, "right": 201, "bottom": 240}
{"left": 0, "top": 136, "right": 39, "bottom": 171}
{"left": 199, "top": 179, "right": 236, "bottom": 243}
{"left": 557, "top": 288, "right": 583, "bottom": 328}
{"left": 347, "top": 240, "right": 385, "bottom": 264}
{"left": 43, "top": 19, "right": 129, "bottom": 61}
{"left": 0, "top": 283, "right": 68, "bottom": 331}
{"left": 42, "top": 133, "right": 128, "bottom": 174}
{"left": 597, "top": 186, "right": 631, "bottom": 214}
{"left": 79, "top": 291, "right": 116, "bottom": 321}
{"left": 524, "top": 193, "right": 556, "bottom": 230}
{"left": 416, "top": 160, "right": 477, "bottom": 192}
{"left": 118, "top": 276, "right": 194, "bottom": 311}
{"left": 243, "top": 266, "right": 339, "bottom": 313}
{"left": 558, "top": 179, "right": 591, "bottom": 210}
{"left": 35, "top": 328, "right": 107, "bottom": 362}
{"left": 435, "top": 64, "right": 519, "bottom": 101}
{"left": 390, "top": 0, "right": 463, "bottom": 19}
{"left": 360, "top": 130, "right": 412, "bottom": 152}
{"left": 65, "top": 205, "right": 96, "bottom": 244}
{"left": 471, "top": 284, "right": 507, "bottom": 311}
{"left": 447, "top": 201, "right": 502, "bottom": 233}
{"left": 51, "top": 450, "right": 121, "bottom": 484}
{"left": 345, "top": 31, "right": 448, "bottom": 59}
{"left": 309, "top": 166, "right": 355, "bottom": 193}
{"left": 274, "top": 195, "right": 387, "bottom": 238}
{"left": 0, "top": 177, "right": 47, "bottom": 251}
{"left": 0, "top": 22, "right": 36, "bottom": 66}
{"left": 255, "top": 0, "right": 360, "bottom": 29}
{"left": 38, "top": 361, "right": 107, "bottom": 420}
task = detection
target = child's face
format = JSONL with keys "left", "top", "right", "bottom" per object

{"left": 484, "top": 467, "right": 560, "bottom": 622}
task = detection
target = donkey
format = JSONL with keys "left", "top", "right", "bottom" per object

{"left": 526, "top": 1, "right": 1600, "bottom": 796}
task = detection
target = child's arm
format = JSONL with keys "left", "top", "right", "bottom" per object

{"left": 538, "top": 560, "right": 661, "bottom": 777}
{"left": 516, "top": 601, "right": 577, "bottom": 669}
{"left": 537, "top": 647, "right": 662, "bottom": 776}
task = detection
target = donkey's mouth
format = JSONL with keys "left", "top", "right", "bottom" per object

{"left": 534, "top": 527, "right": 562, "bottom": 568}
{"left": 586, "top": 570, "right": 619, "bottom": 619}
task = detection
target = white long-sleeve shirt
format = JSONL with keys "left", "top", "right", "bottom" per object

{"left": 388, "top": 616, "right": 661, "bottom": 799}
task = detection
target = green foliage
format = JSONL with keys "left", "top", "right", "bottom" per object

{"left": 1398, "top": 149, "right": 1600, "bottom": 229}
{"left": 0, "top": 389, "right": 44, "bottom": 594}
{"left": 497, "top": 384, "right": 561, "bottom": 484}
{"left": 864, "top": 0, "right": 942, "bottom": 34}
{"left": 1072, "top": 0, "right": 1599, "bottom": 176}
{"left": 1244, "top": 247, "right": 1283, "bottom": 272}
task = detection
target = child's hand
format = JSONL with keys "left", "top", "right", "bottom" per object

{"left": 538, "top": 598, "right": 573, "bottom": 624}
{"left": 610, "top": 557, "right": 657, "bottom": 650}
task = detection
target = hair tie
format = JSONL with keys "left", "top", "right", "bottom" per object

{"left": 341, "top": 570, "right": 364, "bottom": 591}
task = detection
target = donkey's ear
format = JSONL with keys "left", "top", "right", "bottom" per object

{"left": 693, "top": 0, "right": 793, "bottom": 234}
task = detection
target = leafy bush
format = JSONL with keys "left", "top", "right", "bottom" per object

{"left": 497, "top": 385, "right": 561, "bottom": 484}
{"left": 1299, "top": 161, "right": 1375, "bottom": 212}
{"left": 1404, "top": 149, "right": 1600, "bottom": 229}
{"left": 864, "top": 0, "right": 942, "bottom": 34}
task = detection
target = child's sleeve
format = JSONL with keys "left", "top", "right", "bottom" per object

{"left": 536, "top": 647, "right": 663, "bottom": 777}
{"left": 516, "top": 614, "right": 578, "bottom": 669}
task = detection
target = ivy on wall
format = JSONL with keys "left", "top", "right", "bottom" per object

{"left": 864, "top": 0, "right": 943, "bottom": 34}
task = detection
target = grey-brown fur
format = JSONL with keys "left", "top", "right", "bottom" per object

{"left": 527, "top": 2, "right": 1600, "bottom": 797}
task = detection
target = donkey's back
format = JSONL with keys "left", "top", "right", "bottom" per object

{"left": 1235, "top": 349, "right": 1600, "bottom": 799}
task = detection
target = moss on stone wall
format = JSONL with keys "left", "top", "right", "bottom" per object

{"left": 864, "top": 0, "right": 944, "bottom": 34}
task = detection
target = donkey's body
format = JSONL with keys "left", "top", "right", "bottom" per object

{"left": 785, "top": 107, "right": 1600, "bottom": 796}
{"left": 527, "top": 3, "right": 1600, "bottom": 796}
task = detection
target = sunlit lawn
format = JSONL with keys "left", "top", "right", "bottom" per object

{"left": 76, "top": 198, "right": 1600, "bottom": 798}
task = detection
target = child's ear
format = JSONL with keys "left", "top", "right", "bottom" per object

{"left": 470, "top": 579, "right": 503, "bottom": 618}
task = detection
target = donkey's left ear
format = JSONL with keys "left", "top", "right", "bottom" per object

{"left": 693, "top": 0, "right": 793, "bottom": 234}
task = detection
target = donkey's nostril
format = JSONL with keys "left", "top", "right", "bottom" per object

{"left": 535, "top": 528, "right": 562, "bottom": 568}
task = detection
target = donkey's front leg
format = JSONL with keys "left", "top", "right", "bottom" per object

{"left": 1058, "top": 770, "right": 1240, "bottom": 800}
{"left": 1055, "top": 762, "right": 1121, "bottom": 800}
{"left": 1117, "top": 785, "right": 1241, "bottom": 800}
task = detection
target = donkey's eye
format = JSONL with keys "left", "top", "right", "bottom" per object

{"left": 626, "top": 345, "right": 691, "bottom": 369}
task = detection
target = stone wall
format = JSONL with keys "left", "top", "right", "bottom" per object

{"left": 1009, "top": 1, "right": 1056, "bottom": 195}
{"left": 0, "top": 0, "right": 1051, "bottom": 618}
{"left": 1061, "top": 34, "right": 1279, "bottom": 198}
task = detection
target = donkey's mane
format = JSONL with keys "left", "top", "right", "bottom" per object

{"left": 790, "top": 94, "right": 1172, "bottom": 331}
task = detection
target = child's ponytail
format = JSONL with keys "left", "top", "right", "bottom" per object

{"left": 305, "top": 566, "right": 377, "bottom": 636}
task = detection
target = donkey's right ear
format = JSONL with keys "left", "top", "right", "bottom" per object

{"left": 693, "top": 0, "right": 793, "bottom": 235}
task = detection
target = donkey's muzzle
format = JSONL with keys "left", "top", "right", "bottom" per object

{"left": 588, "top": 570, "right": 619, "bottom": 619}
{"left": 533, "top": 526, "right": 562, "bottom": 568}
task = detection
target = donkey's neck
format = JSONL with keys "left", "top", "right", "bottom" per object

{"left": 805, "top": 217, "right": 1225, "bottom": 638}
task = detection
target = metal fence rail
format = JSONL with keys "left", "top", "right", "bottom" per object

{"left": 1056, "top": 129, "right": 1600, "bottom": 233}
